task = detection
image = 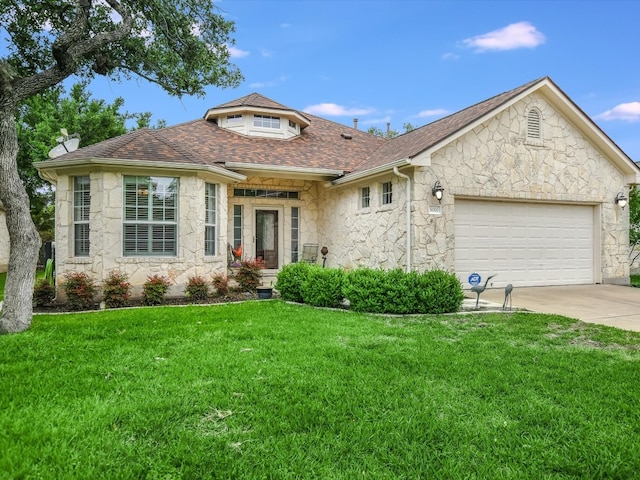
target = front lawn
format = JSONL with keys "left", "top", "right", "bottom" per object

{"left": 1, "top": 302, "right": 639, "bottom": 478}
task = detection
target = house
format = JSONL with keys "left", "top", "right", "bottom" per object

{"left": 0, "top": 202, "right": 8, "bottom": 273}
{"left": 35, "top": 77, "right": 640, "bottom": 298}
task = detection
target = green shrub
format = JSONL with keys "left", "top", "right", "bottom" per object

{"left": 142, "top": 275, "right": 171, "bottom": 306}
{"left": 301, "top": 266, "right": 346, "bottom": 308}
{"left": 63, "top": 272, "right": 97, "bottom": 311}
{"left": 343, "top": 268, "right": 463, "bottom": 314}
{"left": 102, "top": 271, "right": 131, "bottom": 308}
{"left": 235, "top": 258, "right": 265, "bottom": 292}
{"left": 212, "top": 274, "right": 229, "bottom": 296}
{"left": 414, "top": 269, "right": 464, "bottom": 314}
{"left": 185, "top": 275, "right": 210, "bottom": 301}
{"left": 275, "top": 262, "right": 313, "bottom": 302}
{"left": 33, "top": 278, "right": 56, "bottom": 306}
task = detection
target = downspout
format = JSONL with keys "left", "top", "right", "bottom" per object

{"left": 393, "top": 165, "right": 412, "bottom": 273}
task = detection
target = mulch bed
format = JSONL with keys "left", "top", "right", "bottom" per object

{"left": 33, "top": 290, "right": 278, "bottom": 314}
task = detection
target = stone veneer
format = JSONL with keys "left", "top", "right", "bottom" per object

{"left": 0, "top": 207, "right": 9, "bottom": 273}
{"left": 54, "top": 172, "right": 321, "bottom": 300}
{"left": 318, "top": 93, "right": 630, "bottom": 284}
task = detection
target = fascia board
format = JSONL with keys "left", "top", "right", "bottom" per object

{"left": 34, "top": 157, "right": 247, "bottom": 182}
{"left": 331, "top": 158, "right": 411, "bottom": 186}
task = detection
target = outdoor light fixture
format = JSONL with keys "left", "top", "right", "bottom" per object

{"left": 615, "top": 192, "right": 628, "bottom": 209}
{"left": 432, "top": 180, "right": 445, "bottom": 203}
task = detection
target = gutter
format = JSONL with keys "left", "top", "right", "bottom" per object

{"left": 34, "top": 157, "right": 248, "bottom": 182}
{"left": 393, "top": 165, "right": 412, "bottom": 273}
{"left": 331, "top": 158, "right": 411, "bottom": 186}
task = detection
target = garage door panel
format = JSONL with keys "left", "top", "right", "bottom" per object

{"left": 455, "top": 200, "right": 594, "bottom": 287}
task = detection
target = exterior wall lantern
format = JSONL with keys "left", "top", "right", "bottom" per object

{"left": 432, "top": 181, "right": 445, "bottom": 203}
{"left": 615, "top": 192, "right": 628, "bottom": 209}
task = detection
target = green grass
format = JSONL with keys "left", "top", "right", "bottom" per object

{"left": 1, "top": 302, "right": 639, "bottom": 478}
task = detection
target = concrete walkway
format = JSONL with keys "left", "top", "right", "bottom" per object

{"left": 473, "top": 284, "right": 640, "bottom": 332}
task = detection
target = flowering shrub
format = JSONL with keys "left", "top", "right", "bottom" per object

{"left": 235, "top": 258, "right": 265, "bottom": 292}
{"left": 63, "top": 272, "right": 97, "bottom": 311}
{"left": 185, "top": 275, "right": 210, "bottom": 301}
{"left": 142, "top": 275, "right": 171, "bottom": 306}
{"left": 102, "top": 271, "right": 131, "bottom": 308}
{"left": 33, "top": 278, "right": 56, "bottom": 306}
{"left": 212, "top": 274, "right": 229, "bottom": 296}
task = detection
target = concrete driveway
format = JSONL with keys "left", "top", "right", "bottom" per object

{"left": 476, "top": 284, "right": 640, "bottom": 332}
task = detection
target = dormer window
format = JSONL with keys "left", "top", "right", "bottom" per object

{"left": 254, "top": 114, "right": 280, "bottom": 129}
{"left": 288, "top": 120, "right": 296, "bottom": 129}
{"left": 227, "top": 114, "right": 242, "bottom": 124}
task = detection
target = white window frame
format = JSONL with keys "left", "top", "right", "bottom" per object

{"left": 73, "top": 176, "right": 90, "bottom": 257}
{"left": 361, "top": 186, "right": 371, "bottom": 208}
{"left": 205, "top": 183, "right": 217, "bottom": 256}
{"left": 381, "top": 181, "right": 393, "bottom": 205}
{"left": 227, "top": 114, "right": 243, "bottom": 125}
{"left": 254, "top": 114, "right": 281, "bottom": 129}
{"left": 123, "top": 176, "right": 178, "bottom": 256}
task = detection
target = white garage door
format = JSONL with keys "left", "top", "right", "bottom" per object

{"left": 454, "top": 200, "right": 594, "bottom": 287}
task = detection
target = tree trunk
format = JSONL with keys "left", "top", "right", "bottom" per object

{"left": 0, "top": 107, "right": 41, "bottom": 334}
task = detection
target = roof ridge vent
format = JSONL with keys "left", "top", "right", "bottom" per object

{"left": 341, "top": 133, "right": 353, "bottom": 140}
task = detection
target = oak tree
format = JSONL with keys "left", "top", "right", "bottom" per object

{"left": 0, "top": 0, "right": 242, "bottom": 333}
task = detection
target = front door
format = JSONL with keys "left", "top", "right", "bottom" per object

{"left": 256, "top": 210, "right": 278, "bottom": 269}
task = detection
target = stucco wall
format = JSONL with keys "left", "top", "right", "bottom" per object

{"left": 0, "top": 207, "right": 9, "bottom": 273}
{"left": 320, "top": 93, "right": 630, "bottom": 284}
{"left": 55, "top": 171, "right": 230, "bottom": 299}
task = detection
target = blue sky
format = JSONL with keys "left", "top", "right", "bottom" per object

{"left": 75, "top": 0, "right": 640, "bottom": 160}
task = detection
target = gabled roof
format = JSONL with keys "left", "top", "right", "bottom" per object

{"left": 36, "top": 79, "right": 640, "bottom": 185}
{"left": 341, "top": 76, "right": 640, "bottom": 184}
{"left": 349, "top": 78, "right": 543, "bottom": 174}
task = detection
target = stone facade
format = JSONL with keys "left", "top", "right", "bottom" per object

{"left": 318, "top": 94, "right": 631, "bottom": 284}
{"left": 0, "top": 206, "right": 8, "bottom": 273}
{"left": 55, "top": 170, "right": 229, "bottom": 299}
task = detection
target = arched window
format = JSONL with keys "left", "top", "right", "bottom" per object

{"left": 527, "top": 108, "right": 541, "bottom": 140}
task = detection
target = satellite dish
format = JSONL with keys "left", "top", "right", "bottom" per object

{"left": 48, "top": 128, "right": 80, "bottom": 158}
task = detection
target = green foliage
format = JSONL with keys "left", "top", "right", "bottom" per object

{"left": 235, "top": 258, "right": 265, "bottom": 292}
{"left": 43, "top": 258, "right": 54, "bottom": 285}
{"left": 630, "top": 186, "right": 640, "bottom": 263}
{"left": 1, "top": 304, "right": 639, "bottom": 478}
{"left": 102, "top": 271, "right": 131, "bottom": 308}
{"left": 1, "top": 1, "right": 242, "bottom": 96}
{"left": 16, "top": 83, "right": 157, "bottom": 241}
{"left": 275, "top": 262, "right": 313, "bottom": 302}
{"left": 142, "top": 275, "right": 171, "bottom": 306}
{"left": 300, "top": 266, "right": 346, "bottom": 308}
{"left": 212, "top": 274, "right": 229, "bottom": 297}
{"left": 32, "top": 278, "right": 55, "bottom": 307}
{"left": 185, "top": 275, "right": 210, "bottom": 302}
{"left": 62, "top": 272, "right": 97, "bottom": 311}
{"left": 344, "top": 268, "right": 464, "bottom": 314}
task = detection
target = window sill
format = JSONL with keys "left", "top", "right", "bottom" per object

{"left": 117, "top": 257, "right": 184, "bottom": 264}
{"left": 66, "top": 257, "right": 93, "bottom": 264}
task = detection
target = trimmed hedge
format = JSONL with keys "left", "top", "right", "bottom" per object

{"left": 344, "top": 268, "right": 463, "bottom": 314}
{"left": 275, "top": 262, "right": 313, "bottom": 303}
{"left": 277, "top": 264, "right": 463, "bottom": 315}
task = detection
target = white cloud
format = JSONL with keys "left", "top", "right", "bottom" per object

{"left": 303, "top": 103, "right": 375, "bottom": 116}
{"left": 417, "top": 108, "right": 448, "bottom": 118}
{"left": 596, "top": 102, "right": 640, "bottom": 122}
{"left": 442, "top": 52, "right": 459, "bottom": 61}
{"left": 462, "top": 21, "right": 545, "bottom": 52}
{"left": 260, "top": 48, "right": 272, "bottom": 58}
{"left": 362, "top": 116, "right": 392, "bottom": 126}
{"left": 248, "top": 75, "right": 289, "bottom": 89}
{"left": 280, "top": 23, "right": 291, "bottom": 28}
{"left": 228, "top": 45, "right": 250, "bottom": 58}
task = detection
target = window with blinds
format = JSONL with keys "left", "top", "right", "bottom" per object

{"left": 73, "top": 176, "right": 90, "bottom": 256}
{"left": 123, "top": 176, "right": 178, "bottom": 256}
{"left": 205, "top": 183, "right": 217, "bottom": 256}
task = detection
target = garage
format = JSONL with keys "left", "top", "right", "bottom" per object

{"left": 454, "top": 199, "right": 595, "bottom": 287}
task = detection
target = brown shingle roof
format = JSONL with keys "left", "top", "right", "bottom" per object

{"left": 40, "top": 79, "right": 549, "bottom": 178}
{"left": 348, "top": 77, "right": 546, "bottom": 174}
{"left": 48, "top": 110, "right": 386, "bottom": 173}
